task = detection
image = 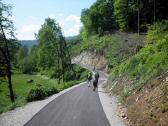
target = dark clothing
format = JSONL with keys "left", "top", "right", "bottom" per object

{"left": 88, "top": 74, "right": 92, "bottom": 80}
{"left": 93, "top": 72, "right": 99, "bottom": 90}
{"left": 93, "top": 79, "right": 98, "bottom": 88}
{"left": 95, "top": 72, "right": 99, "bottom": 80}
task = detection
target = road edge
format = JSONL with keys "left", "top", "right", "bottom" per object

{"left": 0, "top": 82, "right": 85, "bottom": 126}
{"left": 98, "top": 81, "right": 125, "bottom": 126}
{"left": 23, "top": 82, "right": 86, "bottom": 125}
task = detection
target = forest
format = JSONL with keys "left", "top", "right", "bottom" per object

{"left": 80, "top": 0, "right": 168, "bottom": 37}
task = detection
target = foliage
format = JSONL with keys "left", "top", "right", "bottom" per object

{"left": 146, "top": 20, "right": 168, "bottom": 44}
{"left": 114, "top": 0, "right": 128, "bottom": 31}
{"left": 0, "top": 0, "right": 17, "bottom": 102}
{"left": 26, "top": 85, "right": 59, "bottom": 102}
{"left": 36, "top": 18, "right": 73, "bottom": 81}
{"left": 80, "top": 0, "right": 168, "bottom": 34}
{"left": 81, "top": 0, "right": 116, "bottom": 38}
{"left": 15, "top": 45, "right": 37, "bottom": 74}
{"left": 66, "top": 36, "right": 83, "bottom": 57}
{"left": 0, "top": 1, "right": 17, "bottom": 76}
{"left": 113, "top": 0, "right": 168, "bottom": 32}
{"left": 26, "top": 86, "right": 47, "bottom": 102}
{"left": 29, "top": 45, "right": 39, "bottom": 71}
{"left": 111, "top": 20, "right": 168, "bottom": 101}
{"left": 20, "top": 57, "right": 34, "bottom": 74}
{"left": 70, "top": 33, "right": 144, "bottom": 69}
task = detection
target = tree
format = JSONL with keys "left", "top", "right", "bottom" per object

{"left": 30, "top": 45, "right": 38, "bottom": 71}
{"left": 81, "top": 0, "right": 116, "bottom": 37}
{"left": 36, "top": 18, "right": 73, "bottom": 81}
{"left": 16, "top": 45, "right": 34, "bottom": 74}
{"left": 114, "top": 0, "right": 128, "bottom": 31}
{"left": 0, "top": 1, "right": 16, "bottom": 102}
{"left": 80, "top": 8, "right": 93, "bottom": 38}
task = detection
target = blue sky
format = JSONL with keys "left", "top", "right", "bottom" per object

{"left": 3, "top": 0, "right": 96, "bottom": 40}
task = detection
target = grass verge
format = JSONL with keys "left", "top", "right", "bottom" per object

{"left": 0, "top": 65, "right": 89, "bottom": 113}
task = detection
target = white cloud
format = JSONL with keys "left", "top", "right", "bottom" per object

{"left": 17, "top": 32, "right": 36, "bottom": 40}
{"left": 17, "top": 24, "right": 40, "bottom": 40}
{"left": 48, "top": 13, "right": 64, "bottom": 20}
{"left": 16, "top": 16, "right": 42, "bottom": 40}
{"left": 16, "top": 15, "right": 82, "bottom": 40}
{"left": 48, "top": 14, "right": 57, "bottom": 19}
{"left": 60, "top": 15, "right": 82, "bottom": 36}
{"left": 22, "top": 24, "right": 40, "bottom": 32}
{"left": 65, "top": 15, "right": 81, "bottom": 23}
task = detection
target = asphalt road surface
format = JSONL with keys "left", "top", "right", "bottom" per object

{"left": 25, "top": 71, "right": 110, "bottom": 126}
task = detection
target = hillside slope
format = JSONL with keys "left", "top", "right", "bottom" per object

{"left": 106, "top": 20, "right": 168, "bottom": 126}
{"left": 70, "top": 32, "right": 144, "bottom": 72}
{"left": 70, "top": 20, "right": 168, "bottom": 126}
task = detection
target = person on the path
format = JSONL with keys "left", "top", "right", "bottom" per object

{"left": 93, "top": 66, "right": 96, "bottom": 72}
{"left": 93, "top": 71, "right": 99, "bottom": 91}
{"left": 87, "top": 72, "right": 92, "bottom": 87}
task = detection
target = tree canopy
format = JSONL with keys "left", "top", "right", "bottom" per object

{"left": 0, "top": 0, "right": 18, "bottom": 102}
{"left": 80, "top": 0, "right": 168, "bottom": 34}
{"left": 36, "top": 18, "right": 73, "bottom": 81}
{"left": 81, "top": 0, "right": 115, "bottom": 38}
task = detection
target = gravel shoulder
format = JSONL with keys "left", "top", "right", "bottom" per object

{"left": 98, "top": 81, "right": 125, "bottom": 126}
{"left": 0, "top": 82, "right": 85, "bottom": 126}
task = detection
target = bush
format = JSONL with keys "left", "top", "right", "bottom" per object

{"left": 63, "top": 64, "right": 89, "bottom": 82}
{"left": 146, "top": 20, "right": 168, "bottom": 44}
{"left": 45, "top": 86, "right": 59, "bottom": 96}
{"left": 26, "top": 87, "right": 47, "bottom": 102}
{"left": 26, "top": 85, "right": 60, "bottom": 102}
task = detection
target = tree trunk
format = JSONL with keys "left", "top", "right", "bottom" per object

{"left": 126, "top": 0, "right": 129, "bottom": 30}
{"left": 0, "top": 24, "right": 15, "bottom": 102}
{"left": 7, "top": 63, "right": 15, "bottom": 102}
{"left": 153, "top": 0, "right": 156, "bottom": 23}
{"left": 138, "top": 0, "right": 140, "bottom": 35}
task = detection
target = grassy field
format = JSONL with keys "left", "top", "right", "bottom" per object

{"left": 0, "top": 68, "right": 87, "bottom": 113}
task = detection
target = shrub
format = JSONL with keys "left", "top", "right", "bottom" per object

{"left": 26, "top": 87, "right": 47, "bottom": 102}
{"left": 63, "top": 64, "right": 89, "bottom": 82}
{"left": 135, "top": 45, "right": 143, "bottom": 53}
{"left": 45, "top": 86, "right": 59, "bottom": 96}
{"left": 26, "top": 85, "right": 60, "bottom": 102}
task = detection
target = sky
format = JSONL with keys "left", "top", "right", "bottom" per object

{"left": 3, "top": 0, "right": 96, "bottom": 40}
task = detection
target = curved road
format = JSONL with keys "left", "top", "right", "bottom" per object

{"left": 25, "top": 70, "right": 110, "bottom": 126}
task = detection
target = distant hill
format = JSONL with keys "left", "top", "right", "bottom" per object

{"left": 19, "top": 40, "right": 38, "bottom": 50}
{"left": 19, "top": 36, "right": 78, "bottom": 51}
